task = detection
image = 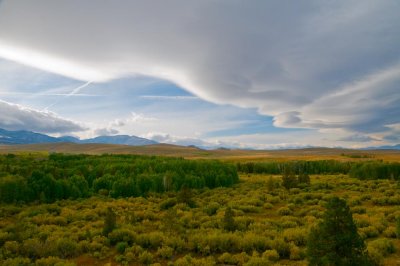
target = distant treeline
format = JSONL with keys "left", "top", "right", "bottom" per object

{"left": 0, "top": 153, "right": 238, "bottom": 204}
{"left": 237, "top": 160, "right": 400, "bottom": 180}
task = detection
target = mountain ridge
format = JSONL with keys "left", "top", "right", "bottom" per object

{"left": 0, "top": 128, "right": 157, "bottom": 146}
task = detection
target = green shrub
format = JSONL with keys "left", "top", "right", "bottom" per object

{"left": 277, "top": 207, "right": 293, "bottom": 216}
{"left": 351, "top": 206, "right": 366, "bottom": 214}
{"left": 156, "top": 246, "right": 173, "bottom": 259}
{"left": 263, "top": 203, "right": 273, "bottom": 209}
{"left": 368, "top": 238, "right": 395, "bottom": 256}
{"left": 383, "top": 226, "right": 397, "bottom": 238}
{"left": 116, "top": 242, "right": 128, "bottom": 254}
{"left": 204, "top": 202, "right": 220, "bottom": 216}
{"left": 243, "top": 256, "right": 271, "bottom": 266}
{"left": 396, "top": 217, "right": 400, "bottom": 238}
{"left": 159, "top": 198, "right": 177, "bottom": 210}
{"left": 108, "top": 229, "right": 136, "bottom": 245}
{"left": 174, "top": 255, "right": 216, "bottom": 266}
{"left": 283, "top": 228, "right": 308, "bottom": 246}
{"left": 359, "top": 226, "right": 379, "bottom": 239}
{"left": 56, "top": 238, "right": 78, "bottom": 259}
{"left": 2, "top": 257, "right": 31, "bottom": 266}
{"left": 138, "top": 251, "right": 153, "bottom": 265}
{"left": 271, "top": 238, "right": 291, "bottom": 259}
{"left": 262, "top": 249, "right": 279, "bottom": 261}
{"left": 232, "top": 252, "right": 250, "bottom": 265}
{"left": 137, "top": 232, "right": 164, "bottom": 249}
{"left": 218, "top": 252, "right": 238, "bottom": 265}
{"left": 35, "top": 256, "right": 76, "bottom": 266}
{"left": 367, "top": 246, "right": 383, "bottom": 266}
{"left": 289, "top": 244, "right": 303, "bottom": 260}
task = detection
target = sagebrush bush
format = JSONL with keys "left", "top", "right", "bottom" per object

{"left": 368, "top": 238, "right": 395, "bottom": 256}
{"left": 138, "top": 250, "right": 153, "bottom": 265}
{"left": 283, "top": 228, "right": 308, "bottom": 246}
{"left": 156, "top": 246, "right": 174, "bottom": 259}
{"left": 262, "top": 249, "right": 279, "bottom": 261}
{"left": 277, "top": 207, "right": 293, "bottom": 216}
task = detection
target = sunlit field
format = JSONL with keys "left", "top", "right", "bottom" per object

{"left": 1, "top": 153, "right": 400, "bottom": 265}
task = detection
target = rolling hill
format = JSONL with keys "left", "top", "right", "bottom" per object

{"left": 1, "top": 142, "right": 400, "bottom": 162}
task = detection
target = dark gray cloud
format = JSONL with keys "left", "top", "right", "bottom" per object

{"left": 383, "top": 135, "right": 400, "bottom": 142}
{"left": 338, "top": 134, "right": 379, "bottom": 143}
{"left": 0, "top": 100, "right": 85, "bottom": 133}
{"left": 0, "top": 0, "right": 399, "bottom": 138}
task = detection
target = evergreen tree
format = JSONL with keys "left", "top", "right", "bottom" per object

{"left": 223, "top": 207, "right": 236, "bottom": 232}
{"left": 103, "top": 207, "right": 117, "bottom": 236}
{"left": 298, "top": 172, "right": 310, "bottom": 185}
{"left": 282, "top": 167, "right": 297, "bottom": 189}
{"left": 177, "top": 185, "right": 195, "bottom": 207}
{"left": 307, "top": 197, "right": 371, "bottom": 265}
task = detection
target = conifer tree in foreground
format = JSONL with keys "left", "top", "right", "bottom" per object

{"left": 307, "top": 196, "right": 371, "bottom": 266}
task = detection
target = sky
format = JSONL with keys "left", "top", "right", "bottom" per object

{"left": 0, "top": 0, "right": 399, "bottom": 149}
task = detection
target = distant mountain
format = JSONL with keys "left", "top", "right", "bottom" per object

{"left": 363, "top": 144, "right": 400, "bottom": 150}
{"left": 80, "top": 135, "right": 157, "bottom": 146}
{"left": 0, "top": 128, "right": 157, "bottom": 146}
{"left": 0, "top": 128, "right": 60, "bottom": 144}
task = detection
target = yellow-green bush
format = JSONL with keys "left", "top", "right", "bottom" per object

{"left": 283, "top": 228, "right": 308, "bottom": 246}
{"left": 262, "top": 249, "right": 279, "bottom": 261}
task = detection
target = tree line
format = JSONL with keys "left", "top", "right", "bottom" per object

{"left": 0, "top": 153, "right": 238, "bottom": 204}
{"left": 237, "top": 160, "right": 400, "bottom": 180}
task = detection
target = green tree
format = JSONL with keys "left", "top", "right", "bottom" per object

{"left": 307, "top": 197, "right": 371, "bottom": 265}
{"left": 177, "top": 185, "right": 195, "bottom": 207}
{"left": 223, "top": 207, "right": 236, "bottom": 232}
{"left": 298, "top": 172, "right": 310, "bottom": 185}
{"left": 281, "top": 167, "right": 297, "bottom": 189}
{"left": 103, "top": 207, "right": 117, "bottom": 236}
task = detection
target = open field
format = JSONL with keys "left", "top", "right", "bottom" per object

{"left": 1, "top": 143, "right": 400, "bottom": 162}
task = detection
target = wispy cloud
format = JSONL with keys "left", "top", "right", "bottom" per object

{"left": 140, "top": 95, "right": 198, "bottom": 100}
{"left": 0, "top": 92, "right": 98, "bottom": 97}
{"left": 43, "top": 81, "right": 92, "bottom": 111}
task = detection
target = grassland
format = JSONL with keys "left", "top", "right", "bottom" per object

{"left": 1, "top": 142, "right": 400, "bottom": 162}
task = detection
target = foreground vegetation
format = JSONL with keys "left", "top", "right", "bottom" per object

{"left": 1, "top": 154, "right": 400, "bottom": 265}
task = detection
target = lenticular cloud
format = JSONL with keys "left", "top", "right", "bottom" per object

{"left": 0, "top": 0, "right": 399, "bottom": 135}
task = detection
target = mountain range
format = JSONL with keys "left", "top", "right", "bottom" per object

{"left": 0, "top": 128, "right": 157, "bottom": 146}
{"left": 0, "top": 128, "right": 399, "bottom": 150}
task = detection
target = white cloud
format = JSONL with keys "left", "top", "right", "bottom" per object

{"left": 0, "top": 100, "right": 85, "bottom": 133}
{"left": 142, "top": 132, "right": 223, "bottom": 148}
{"left": 0, "top": 1, "right": 399, "bottom": 142}
{"left": 129, "top": 112, "right": 157, "bottom": 123}
{"left": 94, "top": 127, "right": 119, "bottom": 136}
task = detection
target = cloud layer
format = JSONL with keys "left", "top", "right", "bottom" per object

{"left": 0, "top": 1, "right": 399, "bottom": 141}
{"left": 0, "top": 100, "right": 85, "bottom": 134}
